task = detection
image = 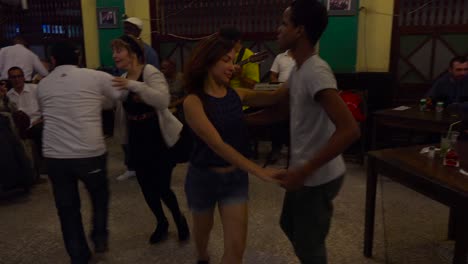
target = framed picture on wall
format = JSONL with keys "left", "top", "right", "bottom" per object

{"left": 97, "top": 7, "right": 119, "bottom": 29}
{"left": 325, "top": 0, "right": 357, "bottom": 16}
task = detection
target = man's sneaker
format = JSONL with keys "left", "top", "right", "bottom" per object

{"left": 116, "top": 170, "right": 136, "bottom": 181}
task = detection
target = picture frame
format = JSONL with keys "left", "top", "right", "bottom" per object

{"left": 97, "top": 7, "right": 119, "bottom": 29}
{"left": 325, "top": 0, "right": 357, "bottom": 16}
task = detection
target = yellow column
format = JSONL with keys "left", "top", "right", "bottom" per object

{"left": 81, "top": 0, "right": 100, "bottom": 68}
{"left": 356, "top": 0, "right": 395, "bottom": 72}
{"left": 125, "top": 0, "right": 152, "bottom": 44}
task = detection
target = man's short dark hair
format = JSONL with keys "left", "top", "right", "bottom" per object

{"left": 290, "top": 0, "right": 328, "bottom": 46}
{"left": 219, "top": 26, "right": 242, "bottom": 42}
{"left": 450, "top": 56, "right": 468, "bottom": 68}
{"left": 7, "top": 66, "right": 24, "bottom": 76}
{"left": 50, "top": 41, "right": 79, "bottom": 66}
{"left": 13, "top": 36, "right": 27, "bottom": 46}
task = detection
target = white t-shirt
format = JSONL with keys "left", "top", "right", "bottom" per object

{"left": 37, "top": 65, "right": 124, "bottom": 159}
{"left": 0, "top": 44, "right": 49, "bottom": 80}
{"left": 270, "top": 51, "right": 295, "bottom": 83}
{"left": 287, "top": 55, "right": 345, "bottom": 187}
{"left": 7, "top": 83, "right": 41, "bottom": 126}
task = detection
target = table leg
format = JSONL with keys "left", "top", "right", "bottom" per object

{"left": 371, "top": 116, "right": 378, "bottom": 150}
{"left": 364, "top": 156, "right": 378, "bottom": 257}
{"left": 448, "top": 207, "right": 456, "bottom": 240}
{"left": 453, "top": 207, "right": 468, "bottom": 264}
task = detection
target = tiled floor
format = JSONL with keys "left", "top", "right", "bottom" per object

{"left": 0, "top": 139, "right": 455, "bottom": 263}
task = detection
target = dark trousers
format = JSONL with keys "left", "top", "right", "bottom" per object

{"left": 135, "top": 160, "right": 182, "bottom": 224}
{"left": 127, "top": 117, "right": 183, "bottom": 225}
{"left": 280, "top": 176, "right": 344, "bottom": 264}
{"left": 47, "top": 154, "right": 109, "bottom": 264}
{"left": 270, "top": 121, "right": 289, "bottom": 151}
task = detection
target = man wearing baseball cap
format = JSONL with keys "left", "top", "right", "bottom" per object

{"left": 124, "top": 17, "right": 160, "bottom": 69}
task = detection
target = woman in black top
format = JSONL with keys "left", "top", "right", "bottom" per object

{"left": 111, "top": 35, "right": 189, "bottom": 244}
{"left": 183, "top": 34, "right": 283, "bottom": 263}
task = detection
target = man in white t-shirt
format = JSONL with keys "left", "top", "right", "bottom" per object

{"left": 0, "top": 36, "right": 49, "bottom": 81}
{"left": 37, "top": 42, "right": 125, "bottom": 264}
{"left": 270, "top": 50, "right": 295, "bottom": 83}
{"left": 245, "top": 1, "right": 360, "bottom": 263}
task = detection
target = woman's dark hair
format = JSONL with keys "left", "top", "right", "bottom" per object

{"left": 183, "top": 34, "right": 235, "bottom": 97}
{"left": 111, "top": 35, "right": 145, "bottom": 64}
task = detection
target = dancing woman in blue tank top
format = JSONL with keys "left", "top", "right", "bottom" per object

{"left": 182, "top": 34, "right": 285, "bottom": 264}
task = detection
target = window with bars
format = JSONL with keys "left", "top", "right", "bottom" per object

{"left": 398, "top": 0, "right": 468, "bottom": 27}
{"left": 156, "top": 0, "right": 290, "bottom": 38}
{"left": 0, "top": 0, "right": 83, "bottom": 47}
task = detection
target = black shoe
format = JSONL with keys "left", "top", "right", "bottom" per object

{"left": 93, "top": 239, "right": 108, "bottom": 253}
{"left": 175, "top": 215, "right": 190, "bottom": 242}
{"left": 149, "top": 220, "right": 169, "bottom": 244}
{"left": 197, "top": 260, "right": 209, "bottom": 264}
{"left": 91, "top": 231, "right": 108, "bottom": 253}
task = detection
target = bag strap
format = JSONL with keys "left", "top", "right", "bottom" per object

{"left": 235, "top": 47, "right": 246, "bottom": 64}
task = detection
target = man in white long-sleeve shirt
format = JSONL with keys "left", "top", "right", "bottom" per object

{"left": 0, "top": 36, "right": 49, "bottom": 81}
{"left": 37, "top": 42, "right": 125, "bottom": 264}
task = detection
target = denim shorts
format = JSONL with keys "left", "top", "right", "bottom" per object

{"left": 185, "top": 165, "right": 249, "bottom": 212}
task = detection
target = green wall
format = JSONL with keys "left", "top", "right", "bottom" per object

{"left": 320, "top": 16, "right": 359, "bottom": 73}
{"left": 96, "top": 0, "right": 124, "bottom": 67}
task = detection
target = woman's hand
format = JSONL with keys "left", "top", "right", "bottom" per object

{"left": 256, "top": 167, "right": 285, "bottom": 184}
{"left": 112, "top": 77, "right": 129, "bottom": 90}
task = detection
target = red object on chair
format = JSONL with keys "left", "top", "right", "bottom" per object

{"left": 339, "top": 90, "right": 366, "bottom": 122}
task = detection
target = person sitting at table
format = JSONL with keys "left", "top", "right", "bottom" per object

{"left": 0, "top": 78, "right": 35, "bottom": 192}
{"left": 426, "top": 56, "right": 468, "bottom": 105}
{"left": 6, "top": 66, "right": 44, "bottom": 175}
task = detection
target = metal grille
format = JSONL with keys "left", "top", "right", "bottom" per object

{"left": 158, "top": 0, "right": 289, "bottom": 37}
{"left": 398, "top": 0, "right": 468, "bottom": 27}
{"left": 0, "top": 0, "right": 83, "bottom": 47}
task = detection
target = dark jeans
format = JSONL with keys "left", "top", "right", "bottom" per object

{"left": 280, "top": 176, "right": 344, "bottom": 264}
{"left": 47, "top": 154, "right": 109, "bottom": 264}
{"left": 185, "top": 165, "right": 249, "bottom": 212}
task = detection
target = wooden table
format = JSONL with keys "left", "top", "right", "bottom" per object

{"left": 371, "top": 106, "right": 460, "bottom": 149}
{"left": 364, "top": 146, "right": 468, "bottom": 264}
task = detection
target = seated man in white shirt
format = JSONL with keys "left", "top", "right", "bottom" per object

{"left": 7, "top": 66, "right": 43, "bottom": 156}
{"left": 270, "top": 49, "right": 295, "bottom": 83}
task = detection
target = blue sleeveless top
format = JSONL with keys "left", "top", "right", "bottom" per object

{"left": 190, "top": 87, "right": 249, "bottom": 168}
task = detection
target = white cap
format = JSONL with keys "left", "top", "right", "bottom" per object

{"left": 124, "top": 17, "right": 143, "bottom": 30}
